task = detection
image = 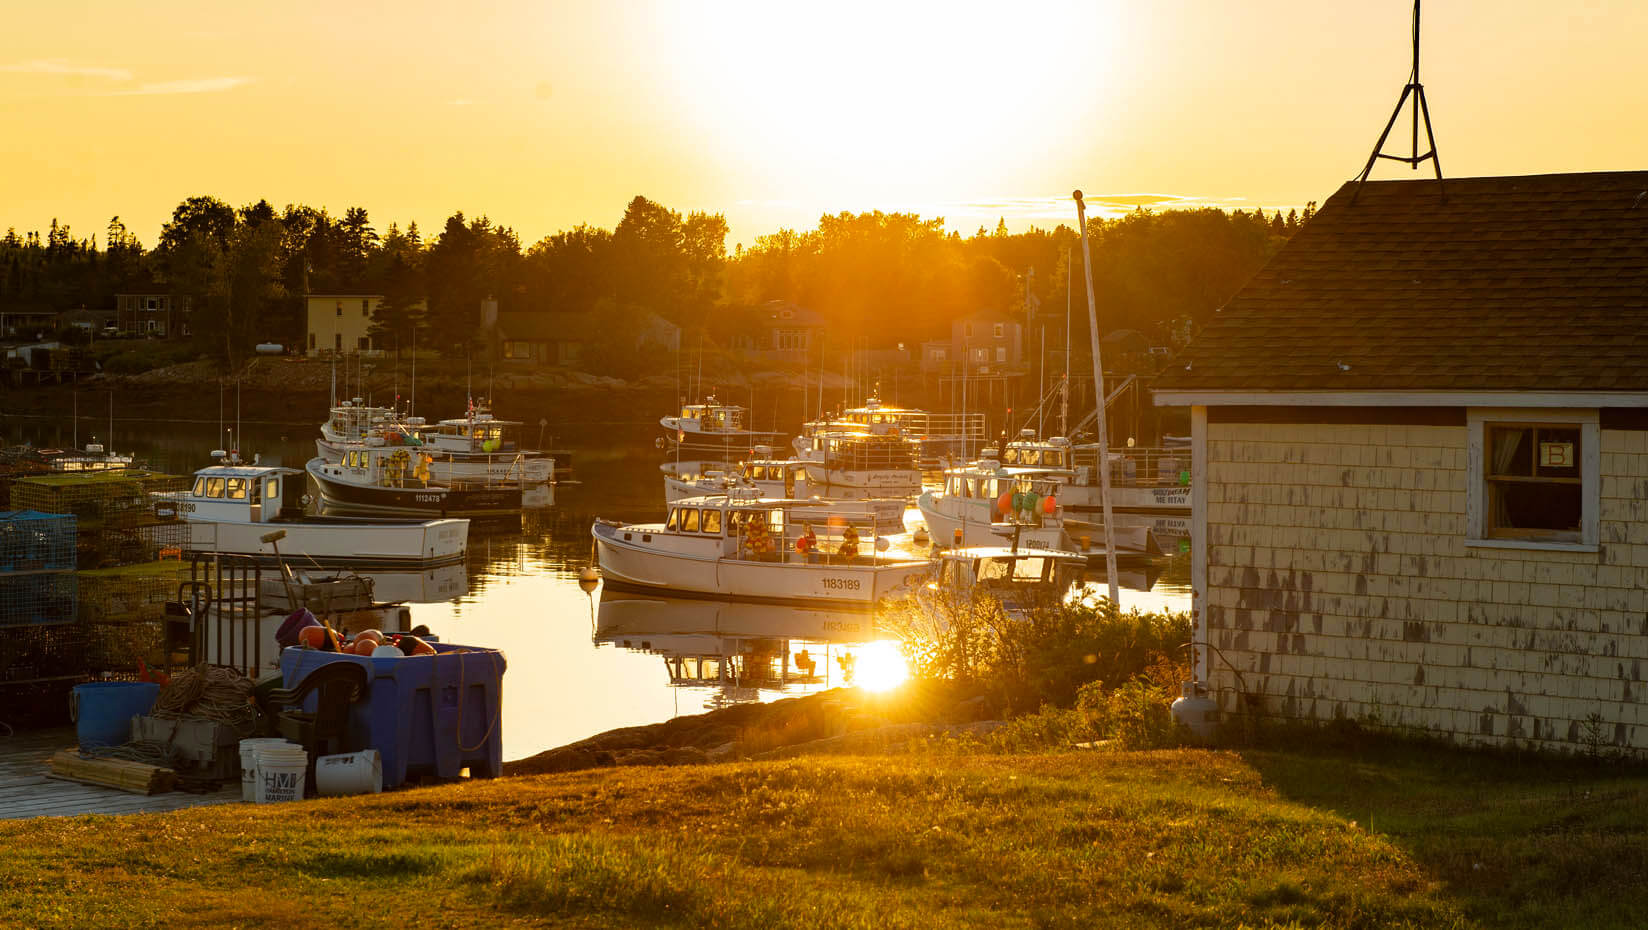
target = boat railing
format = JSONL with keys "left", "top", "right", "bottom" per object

{"left": 1070, "top": 446, "right": 1191, "bottom": 488}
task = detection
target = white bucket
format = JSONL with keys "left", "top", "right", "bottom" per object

{"left": 239, "top": 738, "right": 297, "bottom": 802}
{"left": 254, "top": 746, "right": 310, "bottom": 803}
{"left": 315, "top": 750, "right": 383, "bottom": 796}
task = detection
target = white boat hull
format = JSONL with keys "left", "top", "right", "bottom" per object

{"left": 185, "top": 517, "right": 469, "bottom": 566}
{"left": 1060, "top": 483, "right": 1190, "bottom": 514}
{"left": 593, "top": 522, "right": 926, "bottom": 606}
{"left": 916, "top": 492, "right": 1070, "bottom": 551}
{"left": 802, "top": 465, "right": 922, "bottom": 498}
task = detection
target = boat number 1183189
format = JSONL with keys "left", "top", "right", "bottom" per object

{"left": 821, "top": 578, "right": 860, "bottom": 591}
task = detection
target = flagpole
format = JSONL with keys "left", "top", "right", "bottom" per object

{"left": 1074, "top": 190, "right": 1120, "bottom": 605}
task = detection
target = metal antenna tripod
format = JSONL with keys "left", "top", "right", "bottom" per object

{"left": 1353, "top": 0, "right": 1444, "bottom": 202}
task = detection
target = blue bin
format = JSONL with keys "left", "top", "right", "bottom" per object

{"left": 71, "top": 681, "right": 160, "bottom": 750}
{"left": 279, "top": 643, "right": 506, "bottom": 789}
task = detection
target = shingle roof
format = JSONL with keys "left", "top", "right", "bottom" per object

{"left": 1157, "top": 171, "right": 1648, "bottom": 393}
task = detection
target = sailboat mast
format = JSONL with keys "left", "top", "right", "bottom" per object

{"left": 1075, "top": 191, "right": 1120, "bottom": 605}
{"left": 1062, "top": 246, "right": 1071, "bottom": 437}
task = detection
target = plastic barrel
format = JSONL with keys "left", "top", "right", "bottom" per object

{"left": 70, "top": 682, "right": 160, "bottom": 751}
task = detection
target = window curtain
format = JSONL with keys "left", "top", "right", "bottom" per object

{"left": 1490, "top": 428, "right": 1524, "bottom": 528}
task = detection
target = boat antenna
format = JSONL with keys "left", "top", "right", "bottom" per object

{"left": 1353, "top": 0, "right": 1444, "bottom": 202}
{"left": 72, "top": 389, "right": 77, "bottom": 450}
{"left": 108, "top": 391, "right": 114, "bottom": 454}
{"left": 410, "top": 326, "right": 417, "bottom": 418}
{"left": 1074, "top": 190, "right": 1120, "bottom": 606}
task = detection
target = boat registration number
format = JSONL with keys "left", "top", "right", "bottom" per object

{"left": 821, "top": 577, "right": 860, "bottom": 591}
{"left": 414, "top": 494, "right": 442, "bottom": 503}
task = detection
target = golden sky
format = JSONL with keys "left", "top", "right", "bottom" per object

{"left": 2, "top": 1, "right": 1645, "bottom": 249}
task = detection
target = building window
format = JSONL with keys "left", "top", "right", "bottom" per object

{"left": 362, "top": 299, "right": 370, "bottom": 316}
{"left": 963, "top": 323, "right": 973, "bottom": 338}
{"left": 335, "top": 333, "right": 343, "bottom": 352}
{"left": 1467, "top": 408, "right": 1598, "bottom": 551}
{"left": 357, "top": 336, "right": 370, "bottom": 350}
{"left": 309, "top": 333, "right": 317, "bottom": 350}
{"left": 995, "top": 346, "right": 1007, "bottom": 363}
{"left": 993, "top": 323, "right": 1005, "bottom": 338}
{"left": 145, "top": 297, "right": 158, "bottom": 310}
{"left": 336, "top": 303, "right": 343, "bottom": 317}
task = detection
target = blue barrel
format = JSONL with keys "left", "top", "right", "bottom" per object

{"left": 71, "top": 682, "right": 160, "bottom": 751}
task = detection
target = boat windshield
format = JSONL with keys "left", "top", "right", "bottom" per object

{"left": 977, "top": 557, "right": 1049, "bottom": 583}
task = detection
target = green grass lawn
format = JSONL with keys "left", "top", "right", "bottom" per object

{"left": 1, "top": 743, "right": 1643, "bottom": 929}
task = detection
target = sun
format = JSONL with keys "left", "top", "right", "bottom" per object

{"left": 848, "top": 640, "right": 910, "bottom": 693}
{"left": 652, "top": 1, "right": 1122, "bottom": 200}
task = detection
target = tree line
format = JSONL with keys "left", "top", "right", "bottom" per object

{"left": 0, "top": 195, "right": 1312, "bottom": 369}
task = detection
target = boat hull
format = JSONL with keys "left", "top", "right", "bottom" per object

{"left": 185, "top": 517, "right": 469, "bottom": 567}
{"left": 916, "top": 492, "right": 1070, "bottom": 550}
{"left": 802, "top": 465, "right": 922, "bottom": 498}
{"left": 316, "top": 437, "right": 554, "bottom": 484}
{"left": 593, "top": 522, "right": 927, "bottom": 606}
{"left": 308, "top": 461, "right": 522, "bottom": 519}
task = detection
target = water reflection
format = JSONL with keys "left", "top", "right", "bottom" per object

{"left": 595, "top": 589, "right": 886, "bottom": 706}
{"left": 2, "top": 412, "right": 1192, "bottom": 759}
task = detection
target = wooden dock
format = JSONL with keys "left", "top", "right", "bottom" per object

{"left": 0, "top": 728, "right": 242, "bottom": 820}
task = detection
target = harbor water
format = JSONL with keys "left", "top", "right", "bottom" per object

{"left": 3, "top": 414, "right": 1190, "bottom": 762}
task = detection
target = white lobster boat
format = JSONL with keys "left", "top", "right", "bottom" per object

{"left": 793, "top": 398, "right": 984, "bottom": 469}
{"left": 917, "top": 450, "right": 1157, "bottom": 555}
{"left": 169, "top": 461, "right": 469, "bottom": 567}
{"left": 661, "top": 452, "right": 905, "bottom": 533}
{"left": 660, "top": 399, "right": 784, "bottom": 458}
{"left": 797, "top": 431, "right": 923, "bottom": 498}
{"left": 318, "top": 400, "right": 555, "bottom": 485}
{"left": 592, "top": 496, "right": 928, "bottom": 606}
{"left": 996, "top": 433, "right": 1191, "bottom": 518}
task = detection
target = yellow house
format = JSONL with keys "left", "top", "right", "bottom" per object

{"left": 305, "top": 294, "right": 382, "bottom": 356}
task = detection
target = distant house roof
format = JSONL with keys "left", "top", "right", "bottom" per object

{"left": 959, "top": 307, "right": 1016, "bottom": 325}
{"left": 760, "top": 300, "right": 826, "bottom": 328}
{"left": 497, "top": 310, "right": 583, "bottom": 342}
{"left": 1157, "top": 171, "right": 1648, "bottom": 394}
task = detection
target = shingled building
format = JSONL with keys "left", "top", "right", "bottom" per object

{"left": 1153, "top": 171, "right": 1648, "bottom": 756}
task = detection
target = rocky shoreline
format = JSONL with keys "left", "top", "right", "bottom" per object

{"left": 504, "top": 682, "right": 1000, "bottom": 776}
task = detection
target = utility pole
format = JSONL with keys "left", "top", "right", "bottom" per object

{"left": 1074, "top": 191, "right": 1119, "bottom": 605}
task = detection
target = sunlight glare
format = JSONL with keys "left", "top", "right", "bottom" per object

{"left": 848, "top": 640, "right": 910, "bottom": 692}
{"left": 655, "top": 1, "right": 1120, "bottom": 197}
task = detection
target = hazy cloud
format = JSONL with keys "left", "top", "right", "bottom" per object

{"left": 450, "top": 98, "right": 474, "bottom": 106}
{"left": 109, "top": 77, "right": 251, "bottom": 96}
{"left": 0, "top": 59, "right": 133, "bottom": 81}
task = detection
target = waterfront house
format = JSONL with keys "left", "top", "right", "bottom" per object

{"left": 116, "top": 294, "right": 191, "bottom": 338}
{"left": 304, "top": 293, "right": 423, "bottom": 356}
{"left": 1153, "top": 171, "right": 1648, "bottom": 756}
{"left": 952, "top": 308, "right": 1024, "bottom": 373}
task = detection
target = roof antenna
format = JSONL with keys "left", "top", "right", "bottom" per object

{"left": 1353, "top": 0, "right": 1444, "bottom": 203}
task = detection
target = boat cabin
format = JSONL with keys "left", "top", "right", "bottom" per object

{"left": 176, "top": 464, "right": 301, "bottom": 524}
{"left": 624, "top": 495, "right": 886, "bottom": 564}
{"left": 324, "top": 400, "right": 396, "bottom": 443}
{"left": 321, "top": 446, "right": 437, "bottom": 490}
{"left": 671, "top": 401, "right": 748, "bottom": 434}
{"left": 1001, "top": 432, "right": 1075, "bottom": 470}
{"left": 935, "top": 547, "right": 1086, "bottom": 597}
{"left": 810, "top": 432, "right": 918, "bottom": 471}
{"left": 422, "top": 414, "right": 526, "bottom": 454}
